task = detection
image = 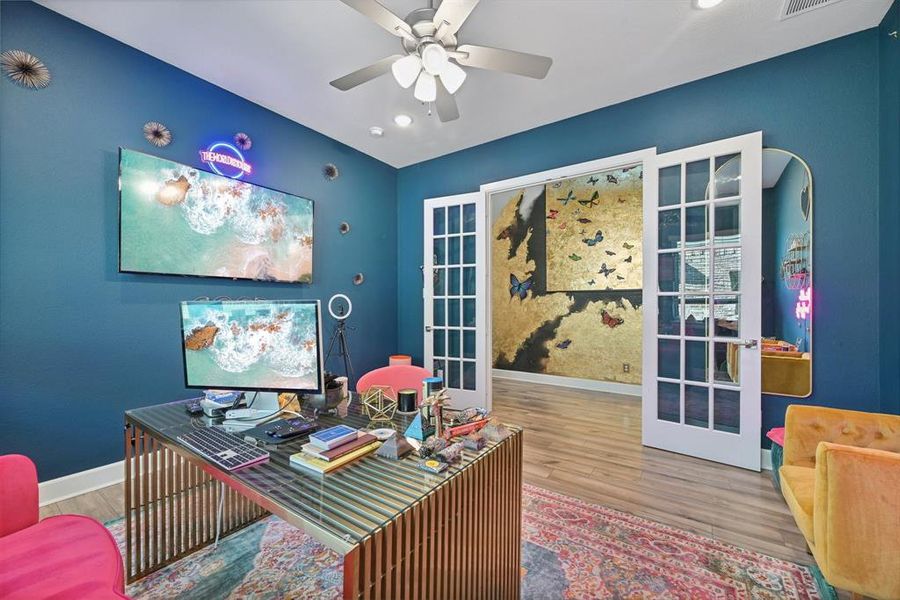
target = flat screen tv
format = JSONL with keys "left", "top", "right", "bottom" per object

{"left": 180, "top": 299, "right": 324, "bottom": 393}
{"left": 119, "top": 148, "right": 314, "bottom": 283}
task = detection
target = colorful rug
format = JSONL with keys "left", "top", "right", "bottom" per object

{"left": 107, "top": 484, "right": 831, "bottom": 599}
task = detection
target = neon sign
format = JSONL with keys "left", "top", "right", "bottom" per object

{"left": 199, "top": 142, "right": 252, "bottom": 179}
{"left": 795, "top": 286, "right": 812, "bottom": 320}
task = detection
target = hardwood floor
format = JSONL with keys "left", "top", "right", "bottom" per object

{"left": 41, "top": 378, "right": 812, "bottom": 570}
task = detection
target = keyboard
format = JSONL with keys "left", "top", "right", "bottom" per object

{"left": 177, "top": 427, "right": 269, "bottom": 471}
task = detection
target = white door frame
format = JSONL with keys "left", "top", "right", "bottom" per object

{"left": 480, "top": 148, "right": 657, "bottom": 395}
{"left": 423, "top": 192, "right": 489, "bottom": 410}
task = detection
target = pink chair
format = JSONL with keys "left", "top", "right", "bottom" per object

{"left": 356, "top": 364, "right": 432, "bottom": 404}
{"left": 0, "top": 455, "right": 129, "bottom": 599}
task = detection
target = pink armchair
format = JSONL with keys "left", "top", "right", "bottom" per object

{"left": 0, "top": 455, "right": 129, "bottom": 599}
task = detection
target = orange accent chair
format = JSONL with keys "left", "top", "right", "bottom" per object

{"left": 356, "top": 364, "right": 431, "bottom": 403}
{"left": 779, "top": 405, "right": 900, "bottom": 600}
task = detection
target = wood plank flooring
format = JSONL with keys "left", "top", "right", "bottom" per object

{"left": 40, "top": 378, "right": 812, "bottom": 571}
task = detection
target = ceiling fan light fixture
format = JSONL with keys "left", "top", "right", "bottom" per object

{"left": 421, "top": 43, "right": 449, "bottom": 76}
{"left": 413, "top": 70, "right": 437, "bottom": 102}
{"left": 391, "top": 54, "right": 422, "bottom": 89}
{"left": 440, "top": 61, "right": 467, "bottom": 94}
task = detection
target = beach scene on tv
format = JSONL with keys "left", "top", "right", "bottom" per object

{"left": 119, "top": 148, "right": 313, "bottom": 283}
{"left": 181, "top": 301, "right": 320, "bottom": 391}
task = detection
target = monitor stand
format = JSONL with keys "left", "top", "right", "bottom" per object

{"left": 221, "top": 391, "right": 284, "bottom": 430}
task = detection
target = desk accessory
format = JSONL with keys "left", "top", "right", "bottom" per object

{"left": 361, "top": 385, "right": 397, "bottom": 421}
{"left": 483, "top": 419, "right": 512, "bottom": 442}
{"left": 309, "top": 424, "right": 358, "bottom": 450}
{"left": 300, "top": 432, "right": 377, "bottom": 461}
{"left": 417, "top": 459, "right": 448, "bottom": 474}
{"left": 404, "top": 412, "right": 433, "bottom": 441}
{"left": 437, "top": 442, "right": 464, "bottom": 463}
{"left": 176, "top": 427, "right": 269, "bottom": 471}
{"left": 397, "top": 388, "right": 418, "bottom": 413}
{"left": 443, "top": 419, "right": 489, "bottom": 439}
{"left": 290, "top": 440, "right": 380, "bottom": 474}
{"left": 369, "top": 428, "right": 396, "bottom": 441}
{"left": 376, "top": 435, "right": 414, "bottom": 459}
{"left": 265, "top": 417, "right": 318, "bottom": 439}
{"left": 185, "top": 397, "right": 204, "bottom": 416}
{"left": 463, "top": 431, "right": 486, "bottom": 450}
{"left": 417, "top": 435, "right": 449, "bottom": 459}
{"left": 423, "top": 388, "right": 450, "bottom": 437}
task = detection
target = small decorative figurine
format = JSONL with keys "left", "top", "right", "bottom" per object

{"left": 417, "top": 435, "right": 448, "bottom": 459}
{"left": 423, "top": 388, "right": 450, "bottom": 437}
{"left": 376, "top": 435, "right": 414, "bottom": 460}
{"left": 417, "top": 459, "right": 448, "bottom": 474}
{"left": 482, "top": 418, "right": 511, "bottom": 442}
{"left": 463, "top": 431, "right": 486, "bottom": 451}
{"left": 437, "top": 441, "right": 464, "bottom": 463}
{"left": 361, "top": 385, "right": 397, "bottom": 421}
{"left": 404, "top": 412, "right": 433, "bottom": 441}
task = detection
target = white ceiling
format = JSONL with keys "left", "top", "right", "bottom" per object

{"left": 39, "top": 0, "right": 890, "bottom": 168}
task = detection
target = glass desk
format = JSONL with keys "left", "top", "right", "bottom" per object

{"left": 124, "top": 397, "right": 523, "bottom": 599}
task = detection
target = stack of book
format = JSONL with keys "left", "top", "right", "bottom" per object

{"left": 289, "top": 424, "right": 380, "bottom": 474}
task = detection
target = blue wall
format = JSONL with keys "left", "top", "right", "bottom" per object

{"left": 878, "top": 1, "right": 899, "bottom": 415}
{"left": 0, "top": 2, "right": 398, "bottom": 480}
{"left": 398, "top": 29, "right": 887, "bottom": 438}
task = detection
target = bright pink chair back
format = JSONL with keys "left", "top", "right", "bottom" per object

{"left": 356, "top": 365, "right": 432, "bottom": 403}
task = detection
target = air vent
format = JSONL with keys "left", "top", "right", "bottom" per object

{"left": 780, "top": 0, "right": 844, "bottom": 19}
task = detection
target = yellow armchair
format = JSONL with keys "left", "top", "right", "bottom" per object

{"left": 779, "top": 405, "right": 900, "bottom": 600}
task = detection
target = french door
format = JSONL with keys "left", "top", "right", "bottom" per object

{"left": 642, "top": 132, "right": 763, "bottom": 470}
{"left": 423, "top": 192, "right": 489, "bottom": 410}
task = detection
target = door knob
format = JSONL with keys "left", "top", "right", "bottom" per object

{"left": 425, "top": 325, "right": 433, "bottom": 332}
{"left": 738, "top": 339, "right": 758, "bottom": 349}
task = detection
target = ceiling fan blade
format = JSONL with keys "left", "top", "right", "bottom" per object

{"left": 455, "top": 44, "right": 552, "bottom": 79}
{"left": 435, "top": 79, "right": 460, "bottom": 122}
{"left": 432, "top": 0, "right": 480, "bottom": 40}
{"left": 330, "top": 54, "right": 404, "bottom": 91}
{"left": 338, "top": 0, "right": 415, "bottom": 39}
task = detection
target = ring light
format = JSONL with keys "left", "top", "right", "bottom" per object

{"left": 328, "top": 294, "right": 352, "bottom": 321}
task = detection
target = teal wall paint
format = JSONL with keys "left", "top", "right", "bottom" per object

{"left": 0, "top": 2, "right": 398, "bottom": 480}
{"left": 398, "top": 29, "right": 886, "bottom": 438}
{"left": 878, "top": 1, "right": 899, "bottom": 415}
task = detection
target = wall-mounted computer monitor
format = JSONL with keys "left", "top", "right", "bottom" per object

{"left": 180, "top": 299, "right": 324, "bottom": 394}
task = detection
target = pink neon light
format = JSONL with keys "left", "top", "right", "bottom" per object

{"left": 795, "top": 286, "right": 811, "bottom": 320}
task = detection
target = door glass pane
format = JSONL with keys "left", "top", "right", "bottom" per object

{"left": 463, "top": 234, "right": 476, "bottom": 264}
{"left": 433, "top": 207, "right": 446, "bottom": 235}
{"left": 433, "top": 328, "right": 445, "bottom": 358}
{"left": 658, "top": 253, "right": 681, "bottom": 292}
{"left": 714, "top": 342, "right": 740, "bottom": 384}
{"left": 685, "top": 159, "right": 710, "bottom": 203}
{"left": 433, "top": 299, "right": 445, "bottom": 326}
{"left": 658, "top": 339, "right": 680, "bottom": 379}
{"left": 659, "top": 209, "right": 682, "bottom": 250}
{"left": 684, "top": 250, "right": 709, "bottom": 291}
{"left": 433, "top": 358, "right": 445, "bottom": 380}
{"left": 683, "top": 296, "right": 708, "bottom": 337}
{"left": 714, "top": 295, "right": 739, "bottom": 337}
{"left": 433, "top": 268, "right": 445, "bottom": 296}
{"left": 714, "top": 153, "right": 741, "bottom": 198}
{"left": 447, "top": 267, "right": 460, "bottom": 296}
{"left": 462, "top": 203, "right": 476, "bottom": 233}
{"left": 448, "top": 329, "right": 460, "bottom": 357}
{"left": 714, "top": 248, "right": 741, "bottom": 291}
{"left": 463, "top": 298, "right": 475, "bottom": 327}
{"left": 685, "top": 385, "right": 709, "bottom": 428}
{"left": 715, "top": 201, "right": 740, "bottom": 244}
{"left": 714, "top": 388, "right": 740, "bottom": 433}
{"left": 448, "top": 298, "right": 460, "bottom": 327}
{"left": 447, "top": 205, "right": 461, "bottom": 234}
{"left": 462, "top": 361, "right": 476, "bottom": 390}
{"left": 433, "top": 237, "right": 446, "bottom": 265}
{"left": 658, "top": 381, "right": 680, "bottom": 422}
{"left": 659, "top": 165, "right": 681, "bottom": 207}
{"left": 463, "top": 330, "right": 476, "bottom": 359}
{"left": 447, "top": 236, "right": 461, "bottom": 265}
{"left": 685, "top": 205, "right": 708, "bottom": 246}
{"left": 447, "top": 360, "right": 460, "bottom": 389}
{"left": 685, "top": 340, "right": 707, "bottom": 382}
{"left": 658, "top": 296, "right": 680, "bottom": 335}
{"left": 463, "top": 267, "right": 476, "bottom": 295}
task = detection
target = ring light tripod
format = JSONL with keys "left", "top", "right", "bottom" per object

{"left": 324, "top": 294, "right": 355, "bottom": 384}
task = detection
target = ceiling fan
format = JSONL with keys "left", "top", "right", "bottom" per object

{"left": 330, "top": 0, "right": 553, "bottom": 122}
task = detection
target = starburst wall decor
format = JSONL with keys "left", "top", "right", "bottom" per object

{"left": 1, "top": 49, "right": 51, "bottom": 89}
{"left": 142, "top": 121, "right": 172, "bottom": 147}
{"left": 233, "top": 132, "right": 252, "bottom": 150}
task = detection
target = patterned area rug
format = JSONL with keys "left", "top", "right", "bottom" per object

{"left": 108, "top": 484, "right": 830, "bottom": 599}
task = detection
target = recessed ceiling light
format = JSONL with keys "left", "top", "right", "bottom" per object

{"left": 696, "top": 0, "right": 724, "bottom": 8}
{"left": 368, "top": 126, "right": 384, "bottom": 138}
{"left": 393, "top": 114, "right": 413, "bottom": 127}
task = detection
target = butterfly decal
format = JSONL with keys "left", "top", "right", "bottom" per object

{"left": 578, "top": 191, "right": 600, "bottom": 207}
{"left": 547, "top": 209, "right": 559, "bottom": 220}
{"left": 601, "top": 310, "right": 624, "bottom": 328}
{"left": 598, "top": 263, "right": 616, "bottom": 277}
{"left": 582, "top": 230, "right": 604, "bottom": 247}
{"left": 622, "top": 242, "right": 635, "bottom": 250}
{"left": 587, "top": 279, "right": 596, "bottom": 286}
{"left": 617, "top": 197, "right": 627, "bottom": 203}
{"left": 623, "top": 256, "right": 633, "bottom": 263}
{"left": 556, "top": 339, "right": 572, "bottom": 350}
{"left": 587, "top": 176, "right": 599, "bottom": 185}
{"left": 557, "top": 190, "right": 575, "bottom": 205}
{"left": 616, "top": 275, "right": 625, "bottom": 280}
{"left": 551, "top": 181, "right": 563, "bottom": 189}
{"left": 569, "top": 253, "right": 582, "bottom": 261}
{"left": 576, "top": 218, "right": 592, "bottom": 224}
{"left": 509, "top": 274, "right": 533, "bottom": 300}
{"left": 606, "top": 174, "right": 619, "bottom": 185}
{"left": 605, "top": 250, "right": 616, "bottom": 256}
{"left": 496, "top": 226, "right": 513, "bottom": 240}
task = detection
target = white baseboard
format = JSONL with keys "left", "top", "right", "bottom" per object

{"left": 761, "top": 448, "right": 772, "bottom": 471}
{"left": 39, "top": 460, "right": 124, "bottom": 506}
{"left": 493, "top": 368, "right": 641, "bottom": 397}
